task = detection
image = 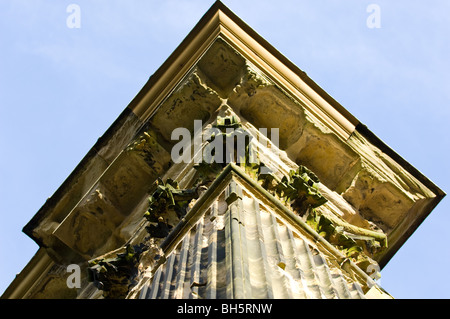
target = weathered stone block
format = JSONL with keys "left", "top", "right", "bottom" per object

{"left": 150, "top": 70, "right": 221, "bottom": 144}
{"left": 197, "top": 38, "right": 246, "bottom": 97}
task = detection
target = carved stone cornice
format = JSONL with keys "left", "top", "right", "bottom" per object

{"left": 7, "top": 1, "right": 443, "bottom": 299}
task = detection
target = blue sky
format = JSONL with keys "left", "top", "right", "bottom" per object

{"left": 0, "top": 0, "right": 449, "bottom": 298}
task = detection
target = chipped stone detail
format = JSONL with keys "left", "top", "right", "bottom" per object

{"left": 143, "top": 178, "right": 201, "bottom": 238}
{"left": 87, "top": 244, "right": 148, "bottom": 299}
{"left": 20, "top": 36, "right": 437, "bottom": 299}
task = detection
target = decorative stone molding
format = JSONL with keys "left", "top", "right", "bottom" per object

{"left": 143, "top": 178, "right": 201, "bottom": 238}
{"left": 88, "top": 244, "right": 147, "bottom": 299}
{"left": 5, "top": 1, "right": 443, "bottom": 300}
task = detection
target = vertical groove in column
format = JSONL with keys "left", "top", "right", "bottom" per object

{"left": 350, "top": 282, "right": 366, "bottom": 299}
{"left": 224, "top": 197, "right": 234, "bottom": 299}
{"left": 205, "top": 207, "right": 217, "bottom": 299}
{"left": 148, "top": 266, "right": 162, "bottom": 299}
{"left": 234, "top": 190, "right": 253, "bottom": 298}
{"left": 243, "top": 197, "right": 271, "bottom": 298}
{"left": 138, "top": 180, "right": 369, "bottom": 300}
{"left": 311, "top": 252, "right": 338, "bottom": 299}
{"left": 160, "top": 252, "right": 176, "bottom": 299}
{"left": 224, "top": 181, "right": 250, "bottom": 298}
{"left": 173, "top": 231, "right": 191, "bottom": 298}
{"left": 215, "top": 220, "right": 227, "bottom": 298}
{"left": 278, "top": 226, "right": 308, "bottom": 299}
{"left": 189, "top": 219, "right": 204, "bottom": 299}
{"left": 228, "top": 201, "right": 245, "bottom": 296}
{"left": 294, "top": 236, "right": 325, "bottom": 298}
{"left": 265, "top": 213, "right": 292, "bottom": 298}
{"left": 330, "top": 269, "right": 352, "bottom": 299}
